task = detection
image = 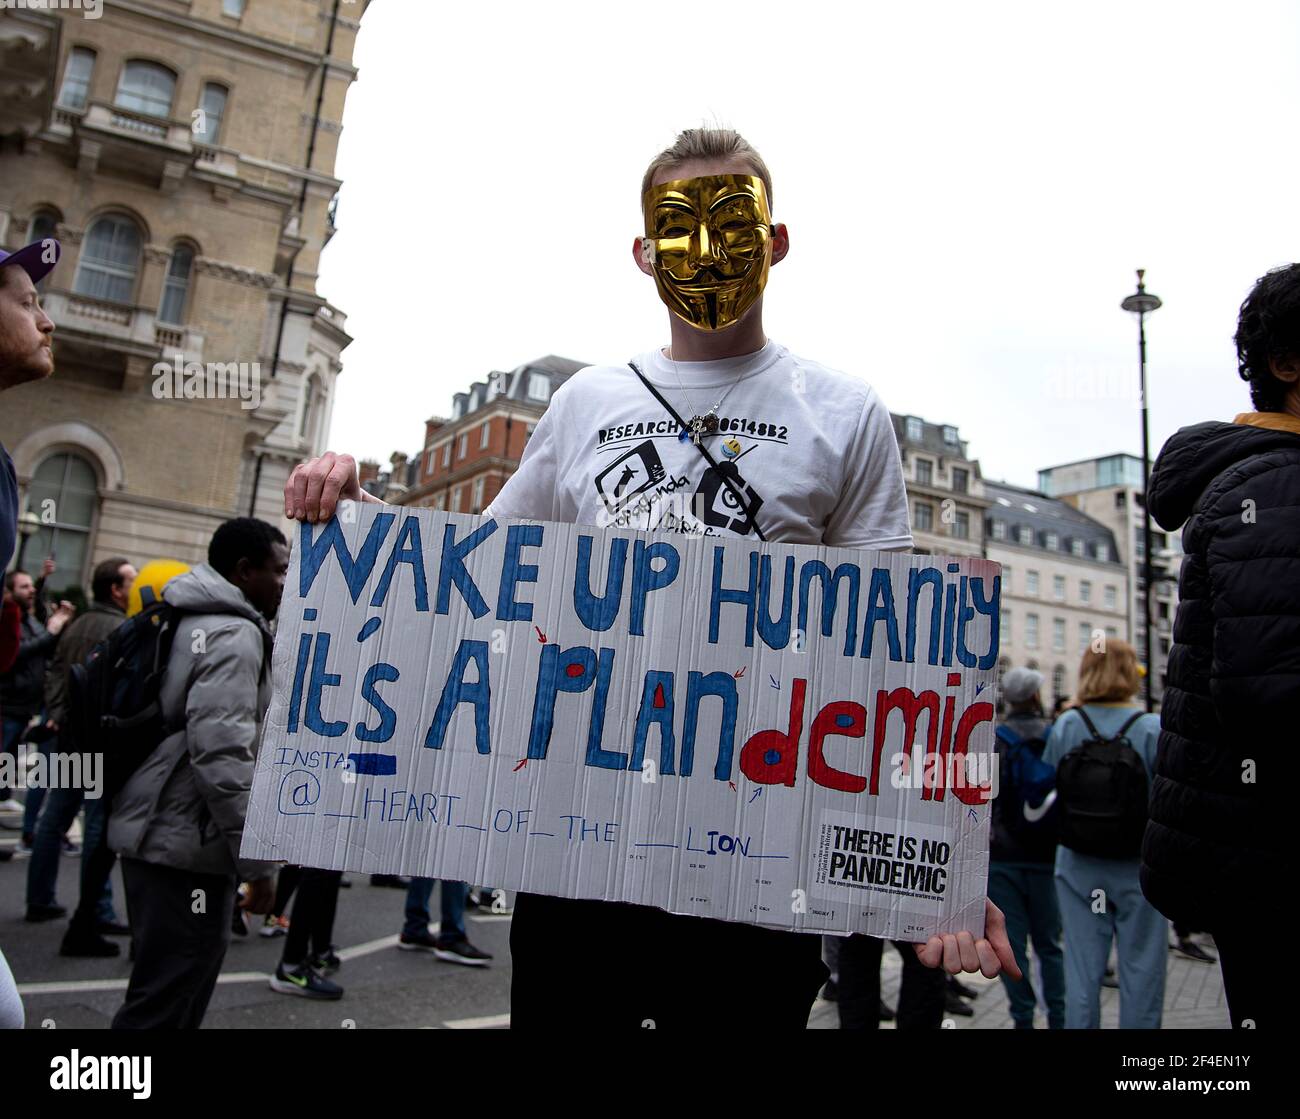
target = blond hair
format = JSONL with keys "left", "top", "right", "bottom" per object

{"left": 640, "top": 127, "right": 774, "bottom": 209}
{"left": 1075, "top": 639, "right": 1142, "bottom": 704}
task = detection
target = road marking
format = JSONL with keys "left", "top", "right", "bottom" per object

{"left": 18, "top": 930, "right": 419, "bottom": 996}
{"left": 443, "top": 1012, "right": 510, "bottom": 1029}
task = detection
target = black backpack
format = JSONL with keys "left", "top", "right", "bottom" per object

{"left": 1055, "top": 707, "right": 1149, "bottom": 858}
{"left": 66, "top": 600, "right": 187, "bottom": 801}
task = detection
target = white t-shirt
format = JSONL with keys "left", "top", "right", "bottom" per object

{"left": 484, "top": 339, "right": 913, "bottom": 551}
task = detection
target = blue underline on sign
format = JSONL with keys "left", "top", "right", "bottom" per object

{"left": 633, "top": 842, "right": 680, "bottom": 849}
{"left": 456, "top": 824, "right": 488, "bottom": 831}
{"left": 528, "top": 831, "right": 556, "bottom": 837}
{"left": 324, "top": 812, "right": 358, "bottom": 819}
{"left": 745, "top": 854, "right": 791, "bottom": 859}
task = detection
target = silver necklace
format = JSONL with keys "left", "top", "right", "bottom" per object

{"left": 664, "top": 346, "right": 743, "bottom": 446}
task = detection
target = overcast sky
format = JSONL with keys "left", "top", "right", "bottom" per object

{"left": 318, "top": 0, "right": 1300, "bottom": 490}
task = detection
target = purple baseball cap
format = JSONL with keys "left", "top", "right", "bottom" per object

{"left": 0, "top": 238, "right": 62, "bottom": 284}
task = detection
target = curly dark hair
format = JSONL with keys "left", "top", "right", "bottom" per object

{"left": 1235, "top": 263, "right": 1300, "bottom": 411}
{"left": 208, "top": 517, "right": 287, "bottom": 578}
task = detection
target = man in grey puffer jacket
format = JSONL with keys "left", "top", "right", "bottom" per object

{"left": 110, "top": 517, "right": 288, "bottom": 1029}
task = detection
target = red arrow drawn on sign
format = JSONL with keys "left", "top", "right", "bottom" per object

{"left": 534, "top": 626, "right": 546, "bottom": 643}
{"left": 733, "top": 666, "right": 746, "bottom": 679}
{"left": 513, "top": 759, "right": 528, "bottom": 772}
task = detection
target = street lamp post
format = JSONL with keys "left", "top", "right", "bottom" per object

{"left": 1121, "top": 269, "right": 1162, "bottom": 712}
{"left": 15, "top": 509, "right": 41, "bottom": 571}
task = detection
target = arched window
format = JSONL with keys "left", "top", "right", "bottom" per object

{"left": 24, "top": 452, "right": 98, "bottom": 593}
{"left": 57, "top": 47, "right": 95, "bottom": 110}
{"left": 158, "top": 244, "right": 194, "bottom": 324}
{"left": 74, "top": 215, "right": 142, "bottom": 303}
{"left": 114, "top": 60, "right": 176, "bottom": 118}
{"left": 195, "top": 83, "right": 228, "bottom": 144}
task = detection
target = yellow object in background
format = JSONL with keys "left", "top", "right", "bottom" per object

{"left": 127, "top": 558, "right": 190, "bottom": 617}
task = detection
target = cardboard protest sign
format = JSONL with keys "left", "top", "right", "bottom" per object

{"left": 242, "top": 502, "right": 1001, "bottom": 940}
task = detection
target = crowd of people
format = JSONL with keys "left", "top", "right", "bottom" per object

{"left": 0, "top": 126, "right": 1293, "bottom": 1030}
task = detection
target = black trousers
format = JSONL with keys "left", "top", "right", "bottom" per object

{"left": 509, "top": 892, "right": 827, "bottom": 1029}
{"left": 1214, "top": 925, "right": 1267, "bottom": 1029}
{"left": 282, "top": 867, "right": 342, "bottom": 964}
{"left": 112, "top": 859, "right": 234, "bottom": 1030}
{"left": 837, "top": 934, "right": 947, "bottom": 1029}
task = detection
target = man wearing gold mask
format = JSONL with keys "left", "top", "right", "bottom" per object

{"left": 285, "top": 127, "right": 1020, "bottom": 1028}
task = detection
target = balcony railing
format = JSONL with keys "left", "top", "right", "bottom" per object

{"left": 42, "top": 290, "right": 204, "bottom": 362}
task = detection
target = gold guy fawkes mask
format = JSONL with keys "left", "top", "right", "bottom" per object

{"left": 641, "top": 173, "right": 774, "bottom": 332}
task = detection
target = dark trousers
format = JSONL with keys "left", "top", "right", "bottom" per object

{"left": 69, "top": 795, "right": 119, "bottom": 934}
{"left": 837, "top": 934, "right": 947, "bottom": 1029}
{"left": 1214, "top": 925, "right": 1266, "bottom": 1029}
{"left": 510, "top": 892, "right": 827, "bottom": 1029}
{"left": 282, "top": 868, "right": 341, "bottom": 965}
{"left": 112, "top": 859, "right": 233, "bottom": 1030}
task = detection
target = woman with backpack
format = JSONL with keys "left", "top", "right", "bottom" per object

{"left": 1042, "top": 640, "right": 1165, "bottom": 1029}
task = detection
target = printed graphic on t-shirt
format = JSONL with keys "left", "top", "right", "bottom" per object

{"left": 594, "top": 416, "right": 774, "bottom": 538}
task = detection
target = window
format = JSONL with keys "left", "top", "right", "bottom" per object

{"left": 457, "top": 433, "right": 467, "bottom": 459}
{"left": 1052, "top": 665, "right": 1067, "bottom": 703}
{"left": 528, "top": 373, "right": 549, "bottom": 401}
{"left": 222, "top": 0, "right": 246, "bottom": 16}
{"left": 195, "top": 83, "right": 227, "bottom": 145}
{"left": 299, "top": 374, "right": 324, "bottom": 444}
{"left": 991, "top": 519, "right": 1007, "bottom": 541}
{"left": 1053, "top": 574, "right": 1066, "bottom": 601}
{"left": 1114, "top": 491, "right": 1127, "bottom": 510}
{"left": 1106, "top": 625, "right": 1118, "bottom": 639}
{"left": 914, "top": 501, "right": 933, "bottom": 532}
{"left": 915, "top": 458, "right": 932, "bottom": 486}
{"left": 1001, "top": 610, "right": 1011, "bottom": 641}
{"left": 952, "top": 511, "right": 970, "bottom": 539}
{"left": 25, "top": 453, "right": 98, "bottom": 592}
{"left": 114, "top": 61, "right": 176, "bottom": 118}
{"left": 905, "top": 417, "right": 923, "bottom": 443}
{"left": 1096, "top": 542, "right": 1110, "bottom": 563}
{"left": 951, "top": 467, "right": 969, "bottom": 494}
{"left": 1044, "top": 531, "right": 1059, "bottom": 551}
{"left": 434, "top": 492, "right": 446, "bottom": 511}
{"left": 1079, "top": 622, "right": 1092, "bottom": 651}
{"left": 1001, "top": 565, "right": 1011, "bottom": 592}
{"left": 158, "top": 244, "right": 193, "bottom": 324}
{"left": 1025, "top": 613, "right": 1039, "bottom": 649}
{"left": 74, "top": 215, "right": 141, "bottom": 303}
{"left": 479, "top": 421, "right": 491, "bottom": 449}
{"left": 1026, "top": 570, "right": 1039, "bottom": 596}
{"left": 1080, "top": 579, "right": 1092, "bottom": 604}
{"left": 472, "top": 477, "right": 484, "bottom": 512}
{"left": 942, "top": 425, "right": 959, "bottom": 445}
{"left": 1018, "top": 525, "right": 1034, "bottom": 546}
{"left": 1071, "top": 538, "right": 1084, "bottom": 557}
{"left": 1104, "top": 585, "right": 1117, "bottom": 609}
{"left": 58, "top": 47, "right": 95, "bottom": 110}
{"left": 1052, "top": 618, "right": 1066, "bottom": 652}
{"left": 452, "top": 485, "right": 463, "bottom": 512}
{"left": 28, "top": 212, "right": 59, "bottom": 291}
{"left": 525, "top": 422, "right": 536, "bottom": 443}
{"left": 438, "top": 442, "right": 450, "bottom": 468}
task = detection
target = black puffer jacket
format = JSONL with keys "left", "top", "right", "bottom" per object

{"left": 1141, "top": 418, "right": 1300, "bottom": 929}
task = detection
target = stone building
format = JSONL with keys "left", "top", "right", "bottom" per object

{"left": 0, "top": 0, "right": 370, "bottom": 592}
{"left": 1038, "top": 452, "right": 1180, "bottom": 705}
{"left": 892, "top": 413, "right": 990, "bottom": 558}
{"left": 983, "top": 479, "right": 1128, "bottom": 708}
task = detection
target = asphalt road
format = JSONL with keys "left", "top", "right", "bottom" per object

{"left": 0, "top": 824, "right": 513, "bottom": 1029}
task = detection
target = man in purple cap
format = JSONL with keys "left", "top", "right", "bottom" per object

{"left": 0, "top": 236, "right": 59, "bottom": 1030}
{"left": 0, "top": 238, "right": 60, "bottom": 571}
